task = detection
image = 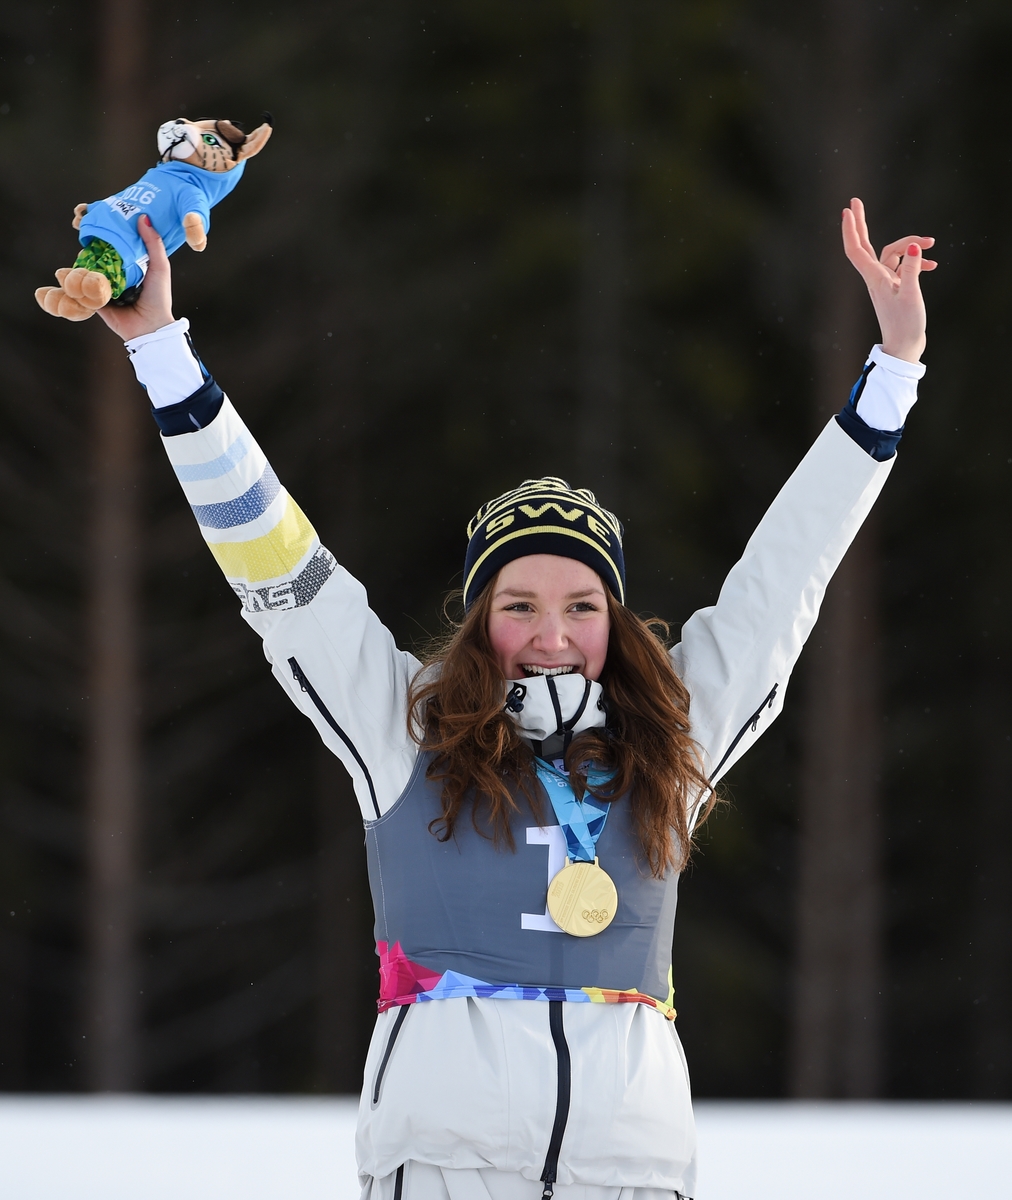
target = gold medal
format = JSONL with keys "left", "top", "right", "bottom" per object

{"left": 547, "top": 857, "right": 618, "bottom": 937}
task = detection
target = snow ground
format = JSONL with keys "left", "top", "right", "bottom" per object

{"left": 0, "top": 1097, "right": 1008, "bottom": 1200}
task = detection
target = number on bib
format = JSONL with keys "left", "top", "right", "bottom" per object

{"left": 521, "top": 825, "right": 567, "bottom": 933}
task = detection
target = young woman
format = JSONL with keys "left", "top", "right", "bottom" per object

{"left": 102, "top": 199, "right": 933, "bottom": 1200}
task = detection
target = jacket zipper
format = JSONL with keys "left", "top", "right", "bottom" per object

{"left": 540, "top": 1000, "right": 572, "bottom": 1199}
{"left": 372, "top": 1004, "right": 410, "bottom": 1106}
{"left": 288, "top": 657, "right": 381, "bottom": 818}
{"left": 708, "top": 682, "right": 779, "bottom": 782}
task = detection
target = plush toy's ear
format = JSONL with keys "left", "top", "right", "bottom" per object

{"left": 214, "top": 120, "right": 249, "bottom": 159}
{"left": 237, "top": 120, "right": 273, "bottom": 161}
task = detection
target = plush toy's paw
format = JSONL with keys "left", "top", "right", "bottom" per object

{"left": 35, "top": 286, "right": 96, "bottom": 321}
{"left": 36, "top": 266, "right": 108, "bottom": 320}
{"left": 72, "top": 202, "right": 88, "bottom": 231}
{"left": 182, "top": 211, "right": 207, "bottom": 251}
{"left": 35, "top": 286, "right": 60, "bottom": 314}
{"left": 61, "top": 266, "right": 112, "bottom": 309}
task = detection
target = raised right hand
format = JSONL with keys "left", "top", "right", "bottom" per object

{"left": 96, "top": 215, "right": 175, "bottom": 341}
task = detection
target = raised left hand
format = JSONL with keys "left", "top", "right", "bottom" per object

{"left": 842, "top": 197, "right": 937, "bottom": 363}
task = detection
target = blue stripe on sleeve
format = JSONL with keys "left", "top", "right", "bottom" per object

{"left": 174, "top": 435, "right": 249, "bottom": 482}
{"left": 836, "top": 362, "right": 903, "bottom": 462}
{"left": 190, "top": 463, "right": 282, "bottom": 530}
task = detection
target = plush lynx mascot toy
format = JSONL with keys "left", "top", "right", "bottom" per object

{"left": 36, "top": 115, "right": 272, "bottom": 321}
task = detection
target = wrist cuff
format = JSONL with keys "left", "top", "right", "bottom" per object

{"left": 868, "top": 343, "right": 926, "bottom": 380}
{"left": 151, "top": 376, "right": 225, "bottom": 436}
{"left": 125, "top": 317, "right": 207, "bottom": 409}
{"left": 855, "top": 344, "right": 923, "bottom": 431}
{"left": 124, "top": 318, "right": 192, "bottom": 352}
{"left": 835, "top": 402, "right": 903, "bottom": 462}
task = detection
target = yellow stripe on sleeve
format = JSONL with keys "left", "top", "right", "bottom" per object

{"left": 207, "top": 494, "right": 317, "bottom": 584}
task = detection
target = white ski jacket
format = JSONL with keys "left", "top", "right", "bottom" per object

{"left": 127, "top": 323, "right": 922, "bottom": 1198}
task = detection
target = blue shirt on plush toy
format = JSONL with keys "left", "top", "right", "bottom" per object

{"left": 35, "top": 116, "right": 273, "bottom": 323}
{"left": 78, "top": 159, "right": 247, "bottom": 290}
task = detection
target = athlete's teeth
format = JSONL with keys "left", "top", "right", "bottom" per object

{"left": 522, "top": 665, "right": 576, "bottom": 677}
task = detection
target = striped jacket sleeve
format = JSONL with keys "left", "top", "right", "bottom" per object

{"left": 162, "top": 393, "right": 333, "bottom": 612}
{"left": 127, "top": 321, "right": 421, "bottom": 821}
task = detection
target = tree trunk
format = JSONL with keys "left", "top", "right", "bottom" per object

{"left": 313, "top": 373, "right": 376, "bottom": 1093}
{"left": 577, "top": 0, "right": 626, "bottom": 500}
{"left": 973, "top": 668, "right": 1012, "bottom": 1096}
{"left": 790, "top": 525, "right": 884, "bottom": 1097}
{"left": 315, "top": 746, "right": 372, "bottom": 1092}
{"left": 0, "top": 930, "right": 28, "bottom": 1088}
{"left": 788, "top": 0, "right": 884, "bottom": 1099}
{"left": 84, "top": 0, "right": 147, "bottom": 1092}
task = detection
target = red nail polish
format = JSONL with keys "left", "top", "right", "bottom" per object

{"left": 907, "top": 243, "right": 919, "bottom": 256}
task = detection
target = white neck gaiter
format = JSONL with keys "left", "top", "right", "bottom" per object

{"left": 503, "top": 672, "right": 607, "bottom": 757}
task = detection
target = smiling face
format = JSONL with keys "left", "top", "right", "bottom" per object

{"left": 486, "top": 554, "right": 611, "bottom": 682}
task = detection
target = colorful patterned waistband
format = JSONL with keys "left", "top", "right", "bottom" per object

{"left": 376, "top": 940, "right": 676, "bottom": 1020}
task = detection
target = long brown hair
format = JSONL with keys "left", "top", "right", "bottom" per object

{"left": 407, "top": 581, "right": 714, "bottom": 876}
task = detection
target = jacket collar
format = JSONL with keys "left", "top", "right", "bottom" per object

{"left": 503, "top": 672, "right": 606, "bottom": 759}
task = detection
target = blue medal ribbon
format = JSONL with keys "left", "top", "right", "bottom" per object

{"left": 534, "top": 758, "right": 612, "bottom": 863}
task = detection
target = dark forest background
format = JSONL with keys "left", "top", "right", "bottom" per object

{"left": 0, "top": 0, "right": 1009, "bottom": 1098}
